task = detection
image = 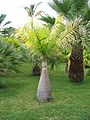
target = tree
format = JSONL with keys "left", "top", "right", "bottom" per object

{"left": 16, "top": 13, "right": 84, "bottom": 101}
{"left": 0, "top": 38, "right": 27, "bottom": 77}
{"left": 0, "top": 14, "right": 27, "bottom": 77}
{"left": 24, "top": 2, "right": 41, "bottom": 28}
{"left": 24, "top": 3, "right": 42, "bottom": 76}
{"left": 48, "top": 0, "right": 90, "bottom": 82}
{"left": 24, "top": 26, "right": 54, "bottom": 102}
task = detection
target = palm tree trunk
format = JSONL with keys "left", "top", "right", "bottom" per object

{"left": 68, "top": 43, "right": 84, "bottom": 82}
{"left": 37, "top": 57, "right": 51, "bottom": 102}
{"left": 0, "top": 68, "right": 5, "bottom": 76}
{"left": 32, "top": 64, "right": 41, "bottom": 76}
{"left": 29, "top": 17, "right": 33, "bottom": 28}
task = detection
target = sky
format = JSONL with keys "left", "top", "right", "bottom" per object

{"left": 0, "top": 0, "right": 56, "bottom": 27}
{"left": 0, "top": 0, "right": 90, "bottom": 28}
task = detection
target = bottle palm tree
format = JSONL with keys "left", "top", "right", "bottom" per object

{"left": 25, "top": 16, "right": 84, "bottom": 102}
{"left": 37, "top": 18, "right": 86, "bottom": 101}
{"left": 48, "top": 0, "right": 90, "bottom": 82}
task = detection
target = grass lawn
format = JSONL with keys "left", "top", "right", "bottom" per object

{"left": 0, "top": 63, "right": 90, "bottom": 120}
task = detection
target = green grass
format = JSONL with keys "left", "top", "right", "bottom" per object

{"left": 0, "top": 63, "right": 90, "bottom": 120}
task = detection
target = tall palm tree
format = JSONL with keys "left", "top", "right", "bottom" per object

{"left": 24, "top": 2, "right": 41, "bottom": 28}
{"left": 48, "top": 0, "right": 90, "bottom": 82}
{"left": 24, "top": 3, "right": 42, "bottom": 76}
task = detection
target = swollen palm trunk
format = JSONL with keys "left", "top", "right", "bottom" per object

{"left": 68, "top": 43, "right": 84, "bottom": 82}
{"left": 37, "top": 58, "right": 51, "bottom": 102}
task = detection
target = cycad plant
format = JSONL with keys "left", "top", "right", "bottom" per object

{"left": 0, "top": 38, "right": 26, "bottom": 76}
{"left": 48, "top": 0, "right": 90, "bottom": 82}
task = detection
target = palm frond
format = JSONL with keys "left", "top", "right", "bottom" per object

{"left": 3, "top": 21, "right": 11, "bottom": 26}
{"left": 48, "top": 0, "right": 73, "bottom": 17}
{"left": 49, "top": 0, "right": 89, "bottom": 20}
{"left": 24, "top": 2, "right": 41, "bottom": 17}
{"left": 82, "top": 23, "right": 90, "bottom": 49}
{"left": 57, "top": 19, "right": 82, "bottom": 48}
{"left": 40, "top": 15, "right": 55, "bottom": 27}
{"left": 24, "top": 5, "right": 34, "bottom": 16}
{"left": 71, "top": 0, "right": 88, "bottom": 14}
{"left": 34, "top": 2, "right": 42, "bottom": 13}
{"left": 0, "top": 14, "right": 6, "bottom": 24}
{"left": 82, "top": 7, "right": 90, "bottom": 21}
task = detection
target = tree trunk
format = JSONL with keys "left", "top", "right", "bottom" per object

{"left": 0, "top": 68, "right": 5, "bottom": 76}
{"left": 68, "top": 43, "right": 84, "bottom": 82}
{"left": 32, "top": 64, "right": 41, "bottom": 76}
{"left": 37, "top": 58, "right": 51, "bottom": 102}
{"left": 29, "top": 17, "right": 33, "bottom": 28}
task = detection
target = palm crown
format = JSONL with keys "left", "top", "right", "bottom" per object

{"left": 24, "top": 2, "right": 42, "bottom": 17}
{"left": 49, "top": 0, "right": 90, "bottom": 21}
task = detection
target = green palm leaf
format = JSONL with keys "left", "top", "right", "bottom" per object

{"left": 56, "top": 19, "right": 81, "bottom": 48}
{"left": 0, "top": 14, "right": 6, "bottom": 24}
{"left": 3, "top": 21, "right": 11, "bottom": 26}
{"left": 49, "top": 0, "right": 73, "bottom": 18}
{"left": 71, "top": 0, "right": 88, "bottom": 14}
{"left": 40, "top": 15, "right": 55, "bottom": 27}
